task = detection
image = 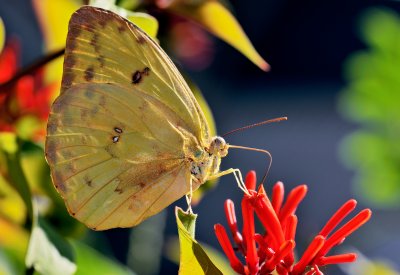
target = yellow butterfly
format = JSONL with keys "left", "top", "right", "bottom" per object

{"left": 45, "top": 6, "right": 250, "bottom": 230}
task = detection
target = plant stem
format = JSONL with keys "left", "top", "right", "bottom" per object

{"left": 0, "top": 47, "right": 65, "bottom": 93}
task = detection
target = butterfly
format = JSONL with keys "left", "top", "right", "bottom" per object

{"left": 45, "top": 6, "right": 247, "bottom": 230}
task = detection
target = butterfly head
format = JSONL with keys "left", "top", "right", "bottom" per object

{"left": 209, "top": 136, "right": 228, "bottom": 157}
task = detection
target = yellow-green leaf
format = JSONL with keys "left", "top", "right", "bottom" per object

{"left": 0, "top": 134, "right": 33, "bottom": 219}
{"left": 32, "top": 0, "right": 80, "bottom": 84}
{"left": 0, "top": 174, "right": 27, "bottom": 224}
{"left": 127, "top": 12, "right": 159, "bottom": 39}
{"left": 166, "top": 0, "right": 269, "bottom": 71}
{"left": 0, "top": 133, "right": 18, "bottom": 154}
{"left": 0, "top": 17, "right": 5, "bottom": 53}
{"left": 176, "top": 207, "right": 222, "bottom": 275}
{"left": 71, "top": 240, "right": 135, "bottom": 275}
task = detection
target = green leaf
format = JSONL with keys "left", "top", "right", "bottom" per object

{"left": 26, "top": 208, "right": 76, "bottom": 275}
{"left": 0, "top": 134, "right": 33, "bottom": 219}
{"left": 175, "top": 207, "right": 222, "bottom": 274}
{"left": 0, "top": 248, "right": 24, "bottom": 275}
{"left": 164, "top": 237, "right": 233, "bottom": 275}
{"left": 339, "top": 8, "right": 400, "bottom": 208}
{"left": 163, "top": 0, "right": 269, "bottom": 71}
{"left": 71, "top": 240, "right": 135, "bottom": 275}
{"left": 89, "top": 0, "right": 159, "bottom": 38}
{"left": 127, "top": 12, "right": 159, "bottom": 39}
{"left": 0, "top": 17, "right": 5, "bottom": 53}
{"left": 0, "top": 133, "right": 18, "bottom": 154}
{"left": 360, "top": 8, "right": 400, "bottom": 53}
{"left": 116, "top": 0, "right": 140, "bottom": 10}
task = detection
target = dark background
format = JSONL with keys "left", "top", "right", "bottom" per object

{"left": 1, "top": 0, "right": 399, "bottom": 274}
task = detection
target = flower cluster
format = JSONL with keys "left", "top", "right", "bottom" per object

{"left": 214, "top": 171, "right": 372, "bottom": 275}
{"left": 0, "top": 40, "right": 56, "bottom": 139}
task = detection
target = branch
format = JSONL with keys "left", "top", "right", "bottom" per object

{"left": 0, "top": 48, "right": 65, "bottom": 93}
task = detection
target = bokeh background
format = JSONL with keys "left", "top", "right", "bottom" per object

{"left": 0, "top": 0, "right": 399, "bottom": 274}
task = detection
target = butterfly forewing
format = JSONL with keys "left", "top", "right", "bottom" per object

{"left": 46, "top": 6, "right": 210, "bottom": 229}
{"left": 62, "top": 6, "right": 209, "bottom": 142}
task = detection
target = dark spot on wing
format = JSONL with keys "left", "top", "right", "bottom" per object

{"left": 97, "top": 55, "right": 105, "bottom": 67}
{"left": 114, "top": 127, "right": 122, "bottom": 133}
{"left": 137, "top": 36, "right": 146, "bottom": 44}
{"left": 61, "top": 55, "right": 76, "bottom": 90}
{"left": 132, "top": 71, "right": 142, "bottom": 84}
{"left": 84, "top": 176, "right": 92, "bottom": 187}
{"left": 99, "top": 19, "right": 107, "bottom": 28}
{"left": 139, "top": 182, "right": 146, "bottom": 188}
{"left": 67, "top": 27, "right": 81, "bottom": 51}
{"left": 114, "top": 187, "right": 123, "bottom": 194}
{"left": 90, "top": 33, "right": 100, "bottom": 52}
{"left": 84, "top": 67, "right": 95, "bottom": 81}
{"left": 112, "top": 136, "right": 119, "bottom": 143}
{"left": 132, "top": 67, "right": 150, "bottom": 85}
{"left": 118, "top": 24, "right": 127, "bottom": 33}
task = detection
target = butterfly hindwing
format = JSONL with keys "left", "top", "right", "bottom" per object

{"left": 46, "top": 82, "right": 204, "bottom": 229}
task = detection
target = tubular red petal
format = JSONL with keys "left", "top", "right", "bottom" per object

{"left": 245, "top": 170, "right": 257, "bottom": 191}
{"left": 261, "top": 240, "right": 295, "bottom": 273}
{"left": 272, "top": 181, "right": 285, "bottom": 214}
{"left": 317, "top": 209, "right": 372, "bottom": 257}
{"left": 255, "top": 233, "right": 274, "bottom": 262}
{"left": 292, "top": 235, "right": 325, "bottom": 275}
{"left": 276, "top": 263, "right": 289, "bottom": 275}
{"left": 319, "top": 199, "right": 357, "bottom": 237}
{"left": 242, "top": 198, "right": 259, "bottom": 274}
{"left": 316, "top": 253, "right": 357, "bottom": 266}
{"left": 224, "top": 199, "right": 243, "bottom": 247}
{"left": 279, "top": 185, "right": 308, "bottom": 227}
{"left": 214, "top": 224, "right": 245, "bottom": 274}
{"left": 283, "top": 214, "right": 297, "bottom": 266}
{"left": 252, "top": 193, "right": 285, "bottom": 249}
{"left": 284, "top": 214, "right": 298, "bottom": 241}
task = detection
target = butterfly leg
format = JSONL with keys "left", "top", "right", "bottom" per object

{"left": 185, "top": 177, "right": 194, "bottom": 214}
{"left": 208, "top": 168, "right": 250, "bottom": 195}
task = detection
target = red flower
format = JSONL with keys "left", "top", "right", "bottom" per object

{"left": 0, "top": 40, "right": 56, "bottom": 139}
{"left": 214, "top": 171, "right": 372, "bottom": 275}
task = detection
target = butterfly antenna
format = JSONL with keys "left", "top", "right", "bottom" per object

{"left": 227, "top": 145, "right": 272, "bottom": 185}
{"left": 222, "top": 117, "right": 287, "bottom": 137}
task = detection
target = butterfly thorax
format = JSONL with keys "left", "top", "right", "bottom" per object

{"left": 190, "top": 136, "right": 228, "bottom": 184}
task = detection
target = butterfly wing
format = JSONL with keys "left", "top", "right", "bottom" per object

{"left": 46, "top": 6, "right": 211, "bottom": 230}
{"left": 62, "top": 6, "right": 210, "bottom": 143}
{"left": 46, "top": 83, "right": 201, "bottom": 230}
